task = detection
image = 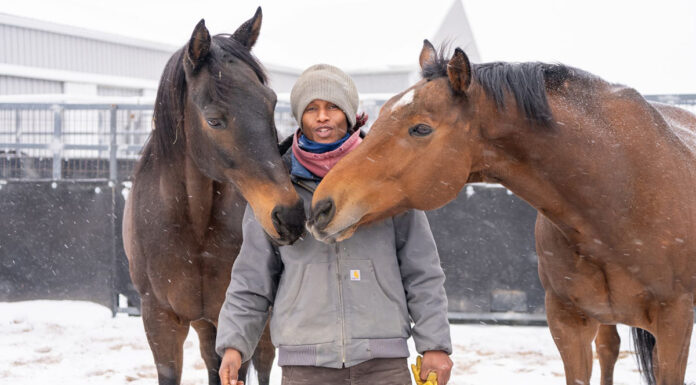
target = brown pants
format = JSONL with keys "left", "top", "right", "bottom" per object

{"left": 281, "top": 358, "right": 412, "bottom": 385}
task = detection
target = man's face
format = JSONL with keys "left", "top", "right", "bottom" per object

{"left": 301, "top": 99, "right": 349, "bottom": 143}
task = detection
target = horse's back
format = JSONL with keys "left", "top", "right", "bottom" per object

{"left": 651, "top": 101, "right": 696, "bottom": 158}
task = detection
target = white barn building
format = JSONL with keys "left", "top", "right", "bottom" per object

{"left": 0, "top": 1, "right": 479, "bottom": 100}
{"left": 0, "top": 13, "right": 169, "bottom": 99}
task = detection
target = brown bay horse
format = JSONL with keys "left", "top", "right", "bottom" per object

{"left": 308, "top": 40, "right": 696, "bottom": 385}
{"left": 123, "top": 8, "right": 305, "bottom": 385}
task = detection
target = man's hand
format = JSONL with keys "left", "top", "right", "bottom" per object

{"left": 421, "top": 350, "right": 453, "bottom": 385}
{"left": 219, "top": 348, "right": 244, "bottom": 385}
{"left": 411, "top": 355, "right": 438, "bottom": 385}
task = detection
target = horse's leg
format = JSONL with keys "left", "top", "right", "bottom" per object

{"left": 546, "top": 292, "right": 600, "bottom": 385}
{"left": 652, "top": 294, "right": 693, "bottom": 385}
{"left": 238, "top": 359, "right": 251, "bottom": 384}
{"left": 251, "top": 321, "right": 275, "bottom": 385}
{"left": 141, "top": 298, "right": 190, "bottom": 385}
{"left": 191, "top": 319, "right": 221, "bottom": 385}
{"left": 595, "top": 324, "right": 620, "bottom": 385}
{"left": 536, "top": 214, "right": 600, "bottom": 385}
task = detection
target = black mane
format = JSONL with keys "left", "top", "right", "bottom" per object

{"left": 135, "top": 34, "right": 267, "bottom": 174}
{"left": 421, "top": 49, "right": 581, "bottom": 128}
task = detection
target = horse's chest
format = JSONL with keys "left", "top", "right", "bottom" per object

{"left": 159, "top": 224, "right": 240, "bottom": 275}
{"left": 141, "top": 224, "right": 242, "bottom": 320}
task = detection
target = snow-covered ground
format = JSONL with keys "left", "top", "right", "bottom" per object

{"left": 2, "top": 300, "right": 696, "bottom": 385}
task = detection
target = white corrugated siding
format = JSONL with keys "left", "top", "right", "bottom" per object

{"left": 0, "top": 23, "right": 174, "bottom": 80}
{"left": 0, "top": 75, "right": 62, "bottom": 94}
{"left": 97, "top": 85, "right": 142, "bottom": 97}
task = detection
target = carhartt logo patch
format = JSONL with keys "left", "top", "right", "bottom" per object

{"left": 350, "top": 270, "right": 361, "bottom": 281}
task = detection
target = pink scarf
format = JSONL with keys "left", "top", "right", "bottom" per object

{"left": 291, "top": 129, "right": 362, "bottom": 177}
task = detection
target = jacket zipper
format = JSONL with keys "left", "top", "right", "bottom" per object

{"left": 336, "top": 243, "right": 346, "bottom": 364}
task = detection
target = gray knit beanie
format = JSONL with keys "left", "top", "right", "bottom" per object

{"left": 290, "top": 64, "right": 359, "bottom": 129}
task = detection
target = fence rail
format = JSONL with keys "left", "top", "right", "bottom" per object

{"left": 0, "top": 94, "right": 692, "bottom": 181}
{"left": 0, "top": 103, "right": 151, "bottom": 180}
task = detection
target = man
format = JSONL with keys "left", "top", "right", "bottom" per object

{"left": 216, "top": 64, "right": 453, "bottom": 385}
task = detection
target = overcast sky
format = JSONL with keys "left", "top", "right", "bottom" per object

{"left": 2, "top": 0, "right": 695, "bottom": 94}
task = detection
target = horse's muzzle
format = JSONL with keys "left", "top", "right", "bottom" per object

{"left": 271, "top": 200, "right": 306, "bottom": 245}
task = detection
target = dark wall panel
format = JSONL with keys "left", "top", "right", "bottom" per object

{"left": 0, "top": 181, "right": 120, "bottom": 309}
{"left": 427, "top": 185, "right": 544, "bottom": 314}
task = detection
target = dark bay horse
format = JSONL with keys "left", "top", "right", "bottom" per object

{"left": 123, "top": 9, "right": 305, "bottom": 385}
{"left": 308, "top": 40, "right": 696, "bottom": 385}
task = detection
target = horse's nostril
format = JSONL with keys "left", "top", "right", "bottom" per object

{"left": 271, "top": 201, "right": 306, "bottom": 244}
{"left": 271, "top": 206, "right": 282, "bottom": 226}
{"left": 317, "top": 201, "right": 332, "bottom": 219}
{"left": 312, "top": 198, "right": 335, "bottom": 230}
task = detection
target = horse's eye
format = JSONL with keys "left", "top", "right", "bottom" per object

{"left": 207, "top": 119, "right": 222, "bottom": 128}
{"left": 409, "top": 124, "right": 433, "bottom": 137}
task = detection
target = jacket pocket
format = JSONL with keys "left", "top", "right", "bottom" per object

{"left": 341, "top": 259, "right": 408, "bottom": 339}
{"left": 271, "top": 262, "right": 339, "bottom": 345}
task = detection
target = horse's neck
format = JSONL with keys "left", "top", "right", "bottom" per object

{"left": 157, "top": 154, "right": 215, "bottom": 243}
{"left": 183, "top": 154, "right": 217, "bottom": 243}
{"left": 477, "top": 96, "right": 687, "bottom": 245}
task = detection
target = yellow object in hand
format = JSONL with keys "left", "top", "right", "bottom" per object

{"left": 411, "top": 355, "right": 438, "bottom": 385}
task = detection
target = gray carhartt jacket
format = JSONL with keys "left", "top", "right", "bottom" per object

{"left": 215, "top": 180, "right": 451, "bottom": 368}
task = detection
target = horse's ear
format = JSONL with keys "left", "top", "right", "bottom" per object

{"left": 419, "top": 39, "right": 437, "bottom": 71}
{"left": 447, "top": 47, "right": 471, "bottom": 93}
{"left": 232, "top": 6, "right": 262, "bottom": 49}
{"left": 186, "top": 19, "right": 211, "bottom": 72}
